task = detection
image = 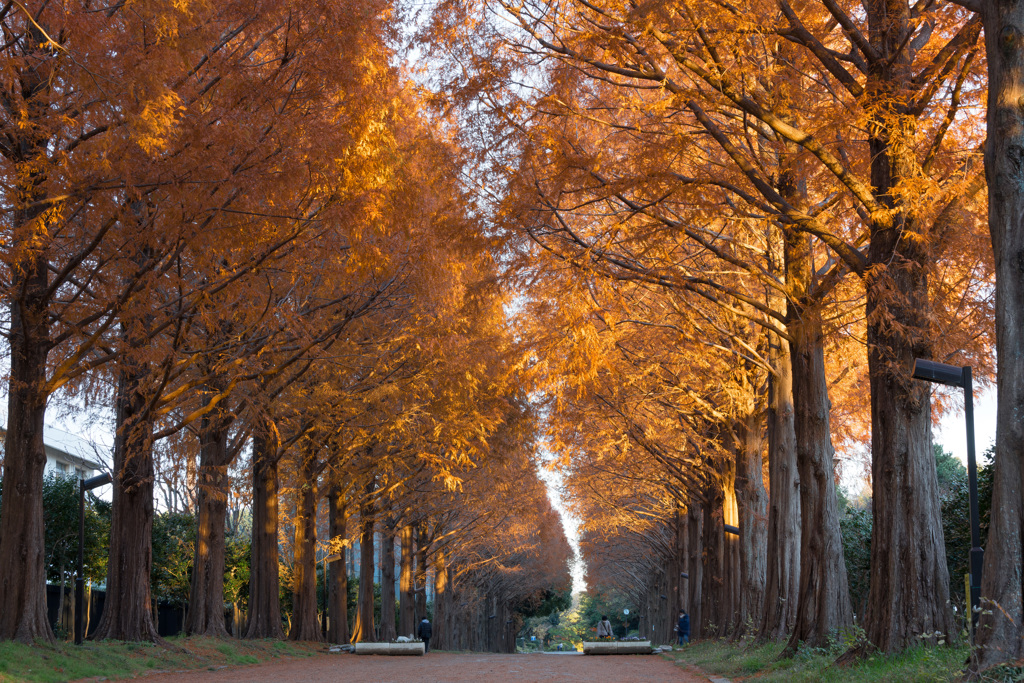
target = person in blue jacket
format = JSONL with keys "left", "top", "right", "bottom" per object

{"left": 676, "top": 610, "right": 690, "bottom": 646}
{"left": 418, "top": 617, "right": 433, "bottom": 653}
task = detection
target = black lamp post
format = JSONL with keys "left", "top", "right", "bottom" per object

{"left": 911, "top": 358, "right": 982, "bottom": 636}
{"left": 76, "top": 471, "right": 111, "bottom": 645}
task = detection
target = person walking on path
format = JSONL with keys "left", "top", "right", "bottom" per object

{"left": 596, "top": 616, "right": 615, "bottom": 640}
{"left": 418, "top": 617, "right": 433, "bottom": 653}
{"left": 676, "top": 610, "right": 690, "bottom": 646}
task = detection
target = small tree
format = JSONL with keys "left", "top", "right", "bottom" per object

{"left": 151, "top": 512, "right": 196, "bottom": 609}
{"left": 0, "top": 473, "right": 109, "bottom": 638}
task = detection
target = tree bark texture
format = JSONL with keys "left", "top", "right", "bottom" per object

{"left": 759, "top": 333, "right": 801, "bottom": 642}
{"left": 437, "top": 576, "right": 518, "bottom": 654}
{"left": 734, "top": 406, "right": 768, "bottom": 636}
{"left": 327, "top": 486, "right": 349, "bottom": 645}
{"left": 784, "top": 231, "right": 853, "bottom": 653}
{"left": 351, "top": 494, "right": 376, "bottom": 642}
{"left": 686, "top": 500, "right": 704, "bottom": 640}
{"left": 784, "top": 307, "right": 853, "bottom": 653}
{"left": 676, "top": 505, "right": 687, "bottom": 612}
{"left": 974, "top": 3, "right": 1024, "bottom": 670}
{"left": 185, "top": 412, "right": 232, "bottom": 637}
{"left": 379, "top": 518, "right": 397, "bottom": 642}
{"left": 641, "top": 556, "right": 673, "bottom": 644}
{"left": 666, "top": 524, "right": 683, "bottom": 643}
{"left": 858, "top": 0, "right": 954, "bottom": 653}
{"left": 244, "top": 424, "right": 284, "bottom": 639}
{"left": 399, "top": 525, "right": 416, "bottom": 637}
{"left": 863, "top": 283, "right": 953, "bottom": 652}
{"left": 0, "top": 22, "right": 55, "bottom": 645}
{"left": 700, "top": 473, "right": 726, "bottom": 636}
{"left": 433, "top": 550, "right": 449, "bottom": 649}
{"left": 289, "top": 444, "right": 322, "bottom": 642}
{"left": 0, "top": 269, "right": 52, "bottom": 642}
{"left": 723, "top": 459, "right": 741, "bottom": 636}
{"left": 415, "top": 522, "right": 429, "bottom": 620}
{"left": 92, "top": 369, "right": 160, "bottom": 641}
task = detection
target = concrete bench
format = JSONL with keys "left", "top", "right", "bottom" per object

{"left": 353, "top": 642, "right": 425, "bottom": 655}
{"left": 582, "top": 640, "right": 652, "bottom": 655}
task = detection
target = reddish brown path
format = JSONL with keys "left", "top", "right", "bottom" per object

{"left": 141, "top": 652, "right": 711, "bottom": 683}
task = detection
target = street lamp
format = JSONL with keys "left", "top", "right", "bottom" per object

{"left": 911, "top": 358, "right": 982, "bottom": 636}
{"left": 76, "top": 471, "right": 111, "bottom": 645}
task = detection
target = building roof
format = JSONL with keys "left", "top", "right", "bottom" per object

{"left": 0, "top": 420, "right": 106, "bottom": 472}
{"left": 43, "top": 424, "right": 105, "bottom": 471}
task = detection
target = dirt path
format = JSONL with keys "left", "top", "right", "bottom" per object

{"left": 140, "top": 651, "right": 710, "bottom": 682}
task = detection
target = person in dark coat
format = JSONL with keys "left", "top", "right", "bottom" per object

{"left": 676, "top": 610, "right": 690, "bottom": 645}
{"left": 418, "top": 617, "right": 433, "bottom": 653}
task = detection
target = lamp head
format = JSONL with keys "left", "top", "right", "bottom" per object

{"left": 82, "top": 472, "right": 112, "bottom": 491}
{"left": 911, "top": 358, "right": 965, "bottom": 388}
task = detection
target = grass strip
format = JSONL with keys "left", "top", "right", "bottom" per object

{"left": 0, "top": 636, "right": 319, "bottom": 682}
{"left": 669, "top": 638, "right": 973, "bottom": 683}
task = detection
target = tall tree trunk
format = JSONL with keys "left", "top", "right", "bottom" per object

{"left": 327, "top": 485, "right": 349, "bottom": 644}
{"left": 734, "top": 405, "right": 768, "bottom": 637}
{"left": 858, "top": 0, "right": 953, "bottom": 653}
{"left": 784, "top": 306, "right": 853, "bottom": 654}
{"left": 0, "top": 257, "right": 52, "bottom": 642}
{"left": 975, "top": 4, "right": 1024, "bottom": 670}
{"left": 758, "top": 333, "right": 801, "bottom": 642}
{"left": 379, "top": 517, "right": 397, "bottom": 642}
{"left": 415, "top": 522, "right": 429, "bottom": 620}
{"left": 723, "top": 456, "right": 741, "bottom": 635}
{"left": 863, "top": 271, "right": 952, "bottom": 653}
{"left": 686, "top": 500, "right": 704, "bottom": 641}
{"left": 351, "top": 491, "right": 376, "bottom": 642}
{"left": 0, "top": 24, "right": 55, "bottom": 645}
{"left": 184, "top": 412, "right": 231, "bottom": 638}
{"left": 784, "top": 229, "right": 853, "bottom": 654}
{"left": 701, "top": 472, "right": 726, "bottom": 637}
{"left": 433, "top": 550, "right": 448, "bottom": 650}
{"left": 674, "top": 503, "right": 686, "bottom": 614}
{"left": 289, "top": 443, "right": 322, "bottom": 642}
{"left": 244, "top": 422, "right": 284, "bottom": 639}
{"left": 93, "top": 369, "right": 160, "bottom": 641}
{"left": 399, "top": 524, "right": 416, "bottom": 636}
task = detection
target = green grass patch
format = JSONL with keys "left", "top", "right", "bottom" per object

{"left": 670, "top": 638, "right": 971, "bottom": 683}
{"left": 0, "top": 636, "right": 321, "bottom": 682}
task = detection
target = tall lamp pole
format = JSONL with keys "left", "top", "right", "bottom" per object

{"left": 76, "top": 471, "right": 111, "bottom": 645}
{"left": 911, "top": 359, "right": 982, "bottom": 637}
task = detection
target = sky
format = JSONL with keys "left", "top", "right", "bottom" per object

{"left": 935, "top": 386, "right": 997, "bottom": 466}
{"left": 536, "top": 461, "right": 587, "bottom": 595}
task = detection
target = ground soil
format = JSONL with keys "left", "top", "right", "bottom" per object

{"left": 139, "top": 651, "right": 710, "bottom": 682}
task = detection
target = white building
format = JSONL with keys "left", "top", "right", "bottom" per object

{"left": 0, "top": 423, "right": 105, "bottom": 481}
{"left": 42, "top": 424, "right": 105, "bottom": 480}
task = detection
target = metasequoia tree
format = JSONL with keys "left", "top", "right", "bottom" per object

{"left": 429, "top": 0, "right": 993, "bottom": 653}
{"left": 973, "top": 0, "right": 1024, "bottom": 671}
{"left": 0, "top": 0, "right": 262, "bottom": 640}
{"left": 502, "top": 153, "right": 793, "bottom": 638}
{"left": 181, "top": 260, "right": 397, "bottom": 636}
{"left": 424, "top": 8, "right": 839, "bottom": 646}
{"left": 232, "top": 96, "right": 532, "bottom": 645}
{"left": 0, "top": 0, "right": 404, "bottom": 641}
{"left": 426, "top": 405, "right": 573, "bottom": 653}
{"left": 523, "top": 264, "right": 771, "bottom": 640}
